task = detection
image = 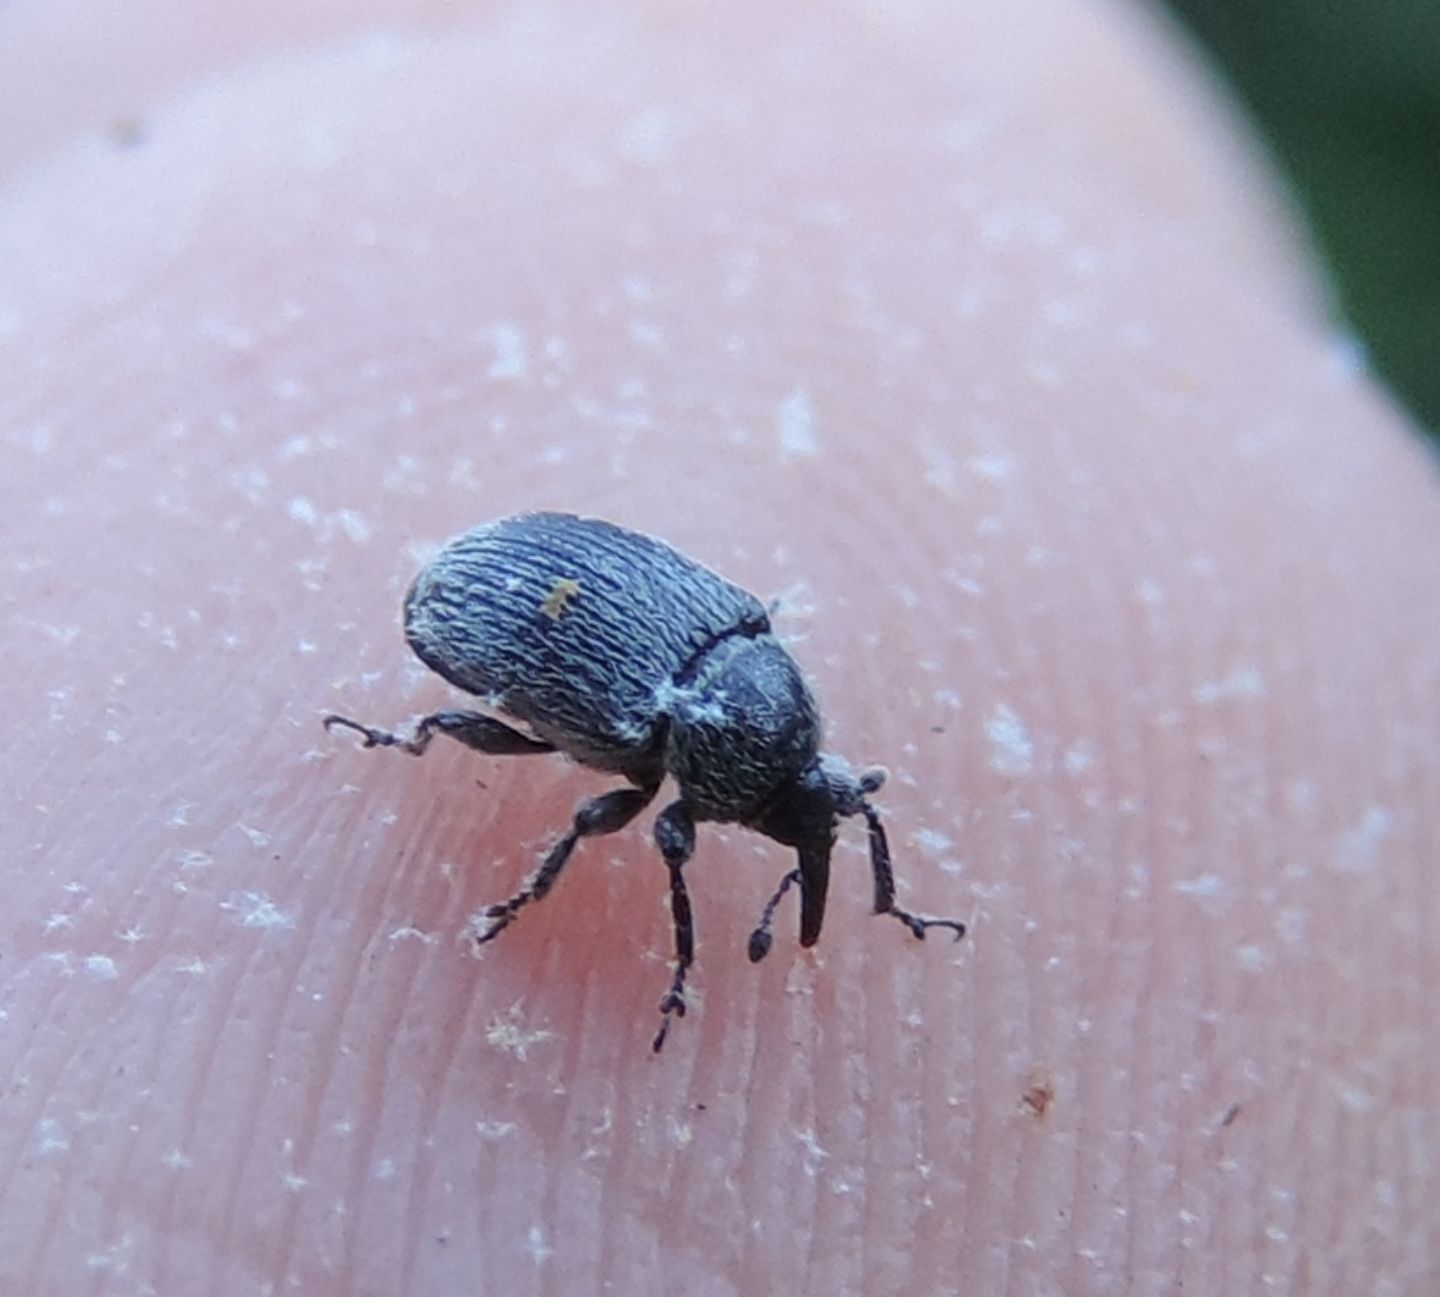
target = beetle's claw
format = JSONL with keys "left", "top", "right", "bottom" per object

{"left": 920, "top": 917, "right": 966, "bottom": 942}
{"left": 659, "top": 990, "right": 687, "bottom": 1019}
{"left": 652, "top": 991, "right": 688, "bottom": 1053}
{"left": 473, "top": 907, "right": 515, "bottom": 945}
{"left": 323, "top": 713, "right": 391, "bottom": 748}
{"left": 889, "top": 908, "right": 967, "bottom": 944}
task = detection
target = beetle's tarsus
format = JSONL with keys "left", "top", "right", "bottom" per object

{"left": 659, "top": 990, "right": 688, "bottom": 1020}
{"left": 653, "top": 987, "right": 689, "bottom": 1052}
{"left": 323, "top": 713, "right": 403, "bottom": 749}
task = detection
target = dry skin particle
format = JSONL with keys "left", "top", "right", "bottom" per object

{"left": 1020, "top": 1067, "right": 1056, "bottom": 1120}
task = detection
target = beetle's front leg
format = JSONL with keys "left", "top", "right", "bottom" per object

{"left": 861, "top": 801, "right": 966, "bottom": 944}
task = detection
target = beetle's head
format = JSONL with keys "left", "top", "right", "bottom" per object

{"left": 751, "top": 755, "right": 883, "bottom": 846}
{"left": 748, "top": 756, "right": 889, "bottom": 948}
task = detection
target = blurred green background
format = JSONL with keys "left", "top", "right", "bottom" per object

{"left": 1161, "top": 0, "right": 1439, "bottom": 438}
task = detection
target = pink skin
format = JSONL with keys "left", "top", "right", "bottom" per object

{"left": 2, "top": 3, "right": 1437, "bottom": 1294}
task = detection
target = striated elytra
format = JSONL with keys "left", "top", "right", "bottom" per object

{"left": 324, "top": 512, "right": 965, "bottom": 1050}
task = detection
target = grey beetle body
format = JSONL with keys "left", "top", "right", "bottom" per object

{"left": 325, "top": 512, "right": 963, "bottom": 1050}
{"left": 404, "top": 513, "right": 802, "bottom": 800}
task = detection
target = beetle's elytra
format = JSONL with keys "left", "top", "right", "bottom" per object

{"left": 324, "top": 512, "right": 964, "bottom": 1050}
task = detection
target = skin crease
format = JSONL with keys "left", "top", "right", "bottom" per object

{"left": 1, "top": 2, "right": 1437, "bottom": 1294}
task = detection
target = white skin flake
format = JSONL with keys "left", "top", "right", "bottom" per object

{"left": 985, "top": 703, "right": 1034, "bottom": 775}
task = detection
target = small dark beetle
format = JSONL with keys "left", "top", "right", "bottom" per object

{"left": 324, "top": 512, "right": 964, "bottom": 1049}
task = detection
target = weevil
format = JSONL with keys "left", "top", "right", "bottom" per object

{"left": 325, "top": 512, "right": 964, "bottom": 1049}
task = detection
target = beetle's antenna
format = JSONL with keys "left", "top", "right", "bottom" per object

{"left": 860, "top": 800, "right": 966, "bottom": 943}
{"left": 748, "top": 868, "right": 801, "bottom": 962}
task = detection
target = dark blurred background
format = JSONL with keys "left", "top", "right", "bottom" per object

{"left": 1161, "top": 0, "right": 1439, "bottom": 438}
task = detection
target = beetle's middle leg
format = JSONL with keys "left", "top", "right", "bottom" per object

{"left": 651, "top": 801, "right": 700, "bottom": 1052}
{"left": 473, "top": 782, "right": 659, "bottom": 945}
{"left": 324, "top": 709, "right": 555, "bottom": 757}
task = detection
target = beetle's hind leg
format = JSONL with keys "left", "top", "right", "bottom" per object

{"left": 861, "top": 802, "right": 967, "bottom": 943}
{"left": 473, "top": 783, "right": 659, "bottom": 945}
{"left": 324, "top": 709, "right": 555, "bottom": 757}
